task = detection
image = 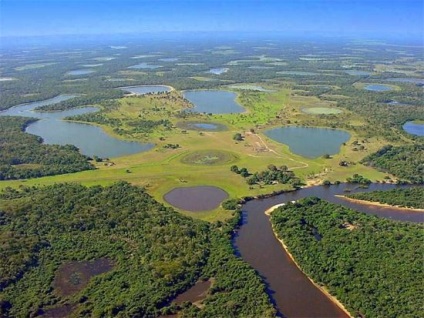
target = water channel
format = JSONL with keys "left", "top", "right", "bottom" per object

{"left": 234, "top": 183, "right": 423, "bottom": 317}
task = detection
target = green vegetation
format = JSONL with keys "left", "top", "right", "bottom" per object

{"left": 0, "top": 182, "right": 275, "bottom": 317}
{"left": 270, "top": 197, "right": 424, "bottom": 318}
{"left": 361, "top": 144, "right": 424, "bottom": 184}
{"left": 181, "top": 150, "right": 238, "bottom": 166}
{"left": 346, "top": 187, "right": 424, "bottom": 209}
{"left": 0, "top": 117, "right": 94, "bottom": 180}
{"left": 346, "top": 174, "right": 371, "bottom": 185}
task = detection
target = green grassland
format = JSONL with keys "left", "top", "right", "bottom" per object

{"left": 0, "top": 88, "right": 400, "bottom": 222}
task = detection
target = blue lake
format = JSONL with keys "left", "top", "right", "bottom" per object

{"left": 66, "top": 69, "right": 95, "bottom": 76}
{"left": 183, "top": 90, "right": 245, "bottom": 114}
{"left": 265, "top": 126, "right": 351, "bottom": 158}
{"left": 128, "top": 63, "right": 162, "bottom": 69}
{"left": 120, "top": 85, "right": 172, "bottom": 95}
{"left": 403, "top": 121, "right": 424, "bottom": 136}
{"left": 0, "top": 95, "right": 153, "bottom": 158}
{"left": 364, "top": 84, "right": 393, "bottom": 92}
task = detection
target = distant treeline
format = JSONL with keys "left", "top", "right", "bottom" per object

{"left": 347, "top": 187, "right": 424, "bottom": 209}
{"left": 0, "top": 116, "right": 94, "bottom": 180}
{"left": 271, "top": 197, "right": 424, "bottom": 318}
{"left": 361, "top": 144, "right": 424, "bottom": 184}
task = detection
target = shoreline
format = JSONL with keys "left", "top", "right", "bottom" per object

{"left": 336, "top": 195, "right": 424, "bottom": 213}
{"left": 265, "top": 205, "right": 354, "bottom": 318}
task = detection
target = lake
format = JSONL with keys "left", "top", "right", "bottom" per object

{"left": 364, "top": 84, "right": 393, "bottom": 91}
{"left": 183, "top": 90, "right": 245, "bottom": 114}
{"left": 403, "top": 121, "right": 424, "bottom": 136}
{"left": 234, "top": 183, "right": 423, "bottom": 317}
{"left": 164, "top": 186, "right": 229, "bottom": 211}
{"left": 128, "top": 62, "right": 162, "bottom": 69}
{"left": 265, "top": 126, "right": 350, "bottom": 158}
{"left": 120, "top": 85, "right": 172, "bottom": 95}
{"left": 66, "top": 69, "right": 95, "bottom": 76}
{"left": 0, "top": 95, "right": 153, "bottom": 158}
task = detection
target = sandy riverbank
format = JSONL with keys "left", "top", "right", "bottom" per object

{"left": 265, "top": 204, "right": 354, "bottom": 318}
{"left": 336, "top": 195, "right": 424, "bottom": 212}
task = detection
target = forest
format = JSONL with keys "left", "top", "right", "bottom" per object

{"left": 346, "top": 187, "right": 424, "bottom": 209}
{"left": 0, "top": 182, "right": 275, "bottom": 317}
{"left": 0, "top": 117, "right": 94, "bottom": 180}
{"left": 270, "top": 197, "right": 424, "bottom": 318}
{"left": 361, "top": 144, "right": 424, "bottom": 184}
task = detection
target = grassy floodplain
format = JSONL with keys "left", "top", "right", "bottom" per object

{"left": 0, "top": 87, "right": 394, "bottom": 222}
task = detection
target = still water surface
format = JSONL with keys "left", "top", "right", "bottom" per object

{"left": 265, "top": 126, "right": 350, "bottom": 158}
{"left": 183, "top": 90, "right": 245, "bottom": 114}
{"left": 403, "top": 121, "right": 424, "bottom": 136}
{"left": 0, "top": 95, "right": 153, "bottom": 158}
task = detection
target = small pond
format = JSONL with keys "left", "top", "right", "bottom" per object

{"left": 128, "top": 62, "right": 162, "bottom": 69}
{"left": 66, "top": 69, "right": 95, "bottom": 76}
{"left": 1, "top": 95, "right": 153, "bottom": 158}
{"left": 120, "top": 85, "right": 172, "bottom": 95}
{"left": 403, "top": 121, "right": 424, "bottom": 136}
{"left": 176, "top": 121, "right": 227, "bottom": 131}
{"left": 265, "top": 126, "right": 350, "bottom": 158}
{"left": 364, "top": 84, "right": 393, "bottom": 92}
{"left": 183, "top": 90, "right": 245, "bottom": 114}
{"left": 208, "top": 68, "right": 228, "bottom": 75}
{"left": 164, "top": 186, "right": 229, "bottom": 211}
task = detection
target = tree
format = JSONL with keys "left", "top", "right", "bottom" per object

{"left": 233, "top": 133, "right": 243, "bottom": 141}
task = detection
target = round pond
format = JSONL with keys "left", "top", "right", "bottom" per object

{"left": 364, "top": 84, "right": 393, "bottom": 92}
{"left": 164, "top": 186, "right": 229, "bottom": 211}
{"left": 403, "top": 121, "right": 424, "bottom": 136}
{"left": 265, "top": 126, "right": 350, "bottom": 158}
{"left": 183, "top": 90, "right": 245, "bottom": 114}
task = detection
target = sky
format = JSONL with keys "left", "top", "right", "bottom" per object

{"left": 1, "top": 0, "right": 423, "bottom": 39}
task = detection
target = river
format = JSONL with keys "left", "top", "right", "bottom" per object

{"left": 234, "top": 183, "right": 423, "bottom": 317}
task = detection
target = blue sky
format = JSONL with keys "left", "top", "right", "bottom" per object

{"left": 1, "top": 0, "right": 423, "bottom": 38}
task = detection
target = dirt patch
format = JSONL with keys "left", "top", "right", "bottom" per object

{"left": 53, "top": 258, "right": 114, "bottom": 297}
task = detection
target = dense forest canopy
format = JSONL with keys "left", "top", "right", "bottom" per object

{"left": 271, "top": 197, "right": 424, "bottom": 318}
{"left": 0, "top": 182, "right": 275, "bottom": 317}
{"left": 361, "top": 144, "right": 424, "bottom": 184}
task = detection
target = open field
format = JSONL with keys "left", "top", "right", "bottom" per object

{"left": 0, "top": 88, "right": 394, "bottom": 222}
